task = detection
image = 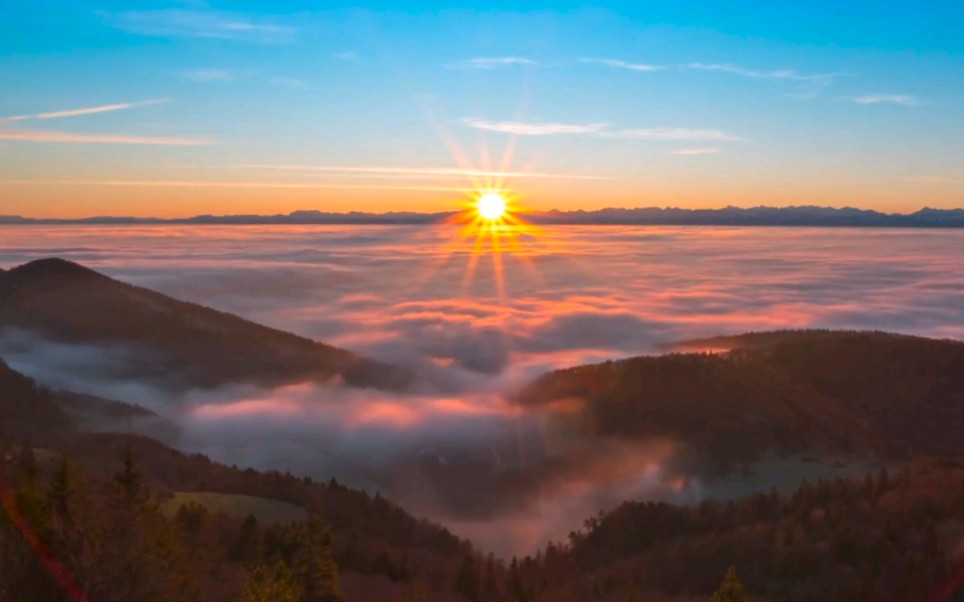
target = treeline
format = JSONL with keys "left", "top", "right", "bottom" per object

{"left": 2, "top": 447, "right": 962, "bottom": 600}
{"left": 0, "top": 440, "right": 477, "bottom": 601}
{"left": 516, "top": 330, "right": 964, "bottom": 475}
{"left": 0, "top": 444, "right": 360, "bottom": 601}
{"left": 63, "top": 433, "right": 463, "bottom": 557}
{"left": 488, "top": 459, "right": 964, "bottom": 601}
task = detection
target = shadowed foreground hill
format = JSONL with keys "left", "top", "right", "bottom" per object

{"left": 0, "top": 357, "right": 73, "bottom": 437}
{"left": 0, "top": 258, "right": 410, "bottom": 391}
{"left": 0, "top": 358, "right": 175, "bottom": 443}
{"left": 0, "top": 359, "right": 472, "bottom": 601}
{"left": 0, "top": 432, "right": 474, "bottom": 601}
{"left": 515, "top": 330, "right": 964, "bottom": 474}
{"left": 516, "top": 458, "right": 964, "bottom": 602}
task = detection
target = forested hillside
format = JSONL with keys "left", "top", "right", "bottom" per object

{"left": 0, "top": 435, "right": 478, "bottom": 602}
{"left": 516, "top": 330, "right": 964, "bottom": 474}
{"left": 3, "top": 329, "right": 963, "bottom": 600}
{"left": 506, "top": 458, "right": 964, "bottom": 602}
{"left": 0, "top": 258, "right": 410, "bottom": 391}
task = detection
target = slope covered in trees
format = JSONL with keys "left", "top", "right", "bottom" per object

{"left": 0, "top": 258, "right": 410, "bottom": 391}
{"left": 515, "top": 330, "right": 964, "bottom": 474}
{"left": 0, "top": 433, "right": 473, "bottom": 601}
{"left": 0, "top": 358, "right": 72, "bottom": 439}
{"left": 0, "top": 358, "right": 174, "bottom": 443}
{"left": 508, "top": 458, "right": 964, "bottom": 602}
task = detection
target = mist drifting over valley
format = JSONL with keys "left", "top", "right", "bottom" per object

{"left": 2, "top": 224, "right": 962, "bottom": 555}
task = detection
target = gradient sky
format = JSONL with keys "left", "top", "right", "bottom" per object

{"left": 1, "top": 0, "right": 963, "bottom": 217}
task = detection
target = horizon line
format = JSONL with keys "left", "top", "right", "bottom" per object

{"left": 1, "top": 204, "right": 962, "bottom": 226}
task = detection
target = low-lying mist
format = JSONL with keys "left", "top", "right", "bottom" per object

{"left": 2, "top": 224, "right": 962, "bottom": 555}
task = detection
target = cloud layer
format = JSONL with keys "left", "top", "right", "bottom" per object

{"left": 462, "top": 118, "right": 740, "bottom": 141}
{"left": 1, "top": 224, "right": 961, "bottom": 554}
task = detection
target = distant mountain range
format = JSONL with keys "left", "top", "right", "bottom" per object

{"left": 2, "top": 205, "right": 964, "bottom": 227}
{"left": 0, "top": 258, "right": 411, "bottom": 391}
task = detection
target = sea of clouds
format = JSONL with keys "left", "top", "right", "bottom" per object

{"left": 1, "top": 224, "right": 962, "bottom": 555}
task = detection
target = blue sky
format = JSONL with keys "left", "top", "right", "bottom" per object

{"left": 1, "top": 1, "right": 962, "bottom": 217}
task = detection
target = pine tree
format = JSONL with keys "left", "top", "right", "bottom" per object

{"left": 103, "top": 448, "right": 169, "bottom": 602}
{"left": 506, "top": 557, "right": 528, "bottom": 602}
{"left": 711, "top": 566, "right": 749, "bottom": 602}
{"left": 294, "top": 514, "right": 343, "bottom": 602}
{"left": 2, "top": 446, "right": 62, "bottom": 601}
{"left": 115, "top": 448, "right": 151, "bottom": 510}
{"left": 244, "top": 560, "right": 302, "bottom": 602}
{"left": 230, "top": 514, "right": 261, "bottom": 563}
{"left": 481, "top": 554, "right": 499, "bottom": 602}
{"left": 455, "top": 554, "right": 481, "bottom": 601}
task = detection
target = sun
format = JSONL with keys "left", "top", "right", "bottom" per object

{"left": 476, "top": 192, "right": 507, "bottom": 222}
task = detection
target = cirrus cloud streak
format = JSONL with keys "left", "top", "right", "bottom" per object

{"left": 0, "top": 130, "right": 213, "bottom": 145}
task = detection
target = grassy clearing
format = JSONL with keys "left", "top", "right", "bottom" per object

{"left": 163, "top": 492, "right": 306, "bottom": 525}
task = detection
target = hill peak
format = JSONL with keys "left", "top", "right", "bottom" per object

{"left": 8, "top": 257, "right": 100, "bottom": 277}
{"left": 0, "top": 258, "right": 110, "bottom": 293}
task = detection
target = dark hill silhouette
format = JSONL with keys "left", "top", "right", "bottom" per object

{"left": 0, "top": 358, "right": 72, "bottom": 438}
{"left": 0, "top": 433, "right": 470, "bottom": 601}
{"left": 0, "top": 258, "right": 410, "bottom": 391}
{"left": 520, "top": 458, "right": 964, "bottom": 602}
{"left": 515, "top": 330, "right": 964, "bottom": 474}
{"left": 0, "top": 357, "right": 175, "bottom": 442}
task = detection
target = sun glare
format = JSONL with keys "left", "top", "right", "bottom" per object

{"left": 477, "top": 192, "right": 507, "bottom": 221}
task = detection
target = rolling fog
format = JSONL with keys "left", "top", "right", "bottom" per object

{"left": 2, "top": 224, "right": 963, "bottom": 555}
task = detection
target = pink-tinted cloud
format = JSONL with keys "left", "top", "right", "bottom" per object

{"left": 1, "top": 224, "right": 962, "bottom": 555}
{"left": 0, "top": 130, "right": 212, "bottom": 145}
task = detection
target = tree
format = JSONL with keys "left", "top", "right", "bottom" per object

{"left": 294, "top": 514, "right": 343, "bottom": 602}
{"left": 100, "top": 449, "right": 171, "bottom": 602}
{"left": 481, "top": 554, "right": 499, "bottom": 602}
{"left": 244, "top": 560, "right": 302, "bottom": 602}
{"left": 174, "top": 501, "right": 208, "bottom": 541}
{"left": 711, "top": 566, "right": 749, "bottom": 602}
{"left": 455, "top": 554, "right": 480, "bottom": 601}
{"left": 230, "top": 514, "right": 261, "bottom": 563}
{"left": 506, "top": 557, "right": 529, "bottom": 602}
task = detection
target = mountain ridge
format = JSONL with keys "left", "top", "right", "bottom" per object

{"left": 514, "top": 330, "right": 964, "bottom": 476}
{"left": 0, "top": 258, "right": 411, "bottom": 391}
{"left": 3, "top": 205, "right": 964, "bottom": 227}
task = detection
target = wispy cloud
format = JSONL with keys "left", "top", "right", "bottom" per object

{"left": 269, "top": 77, "right": 308, "bottom": 90}
{"left": 462, "top": 118, "right": 740, "bottom": 142}
{"left": 0, "top": 131, "right": 213, "bottom": 145}
{"left": 182, "top": 69, "right": 236, "bottom": 82}
{"left": 239, "top": 165, "right": 607, "bottom": 180}
{"left": 578, "top": 58, "right": 662, "bottom": 72}
{"left": 687, "top": 62, "right": 841, "bottom": 98}
{"left": 0, "top": 99, "right": 169, "bottom": 124}
{"left": 334, "top": 51, "right": 362, "bottom": 62}
{"left": 672, "top": 147, "right": 721, "bottom": 155}
{"left": 454, "top": 57, "right": 539, "bottom": 70}
{"left": 101, "top": 9, "right": 295, "bottom": 43}
{"left": 2, "top": 180, "right": 461, "bottom": 191}
{"left": 851, "top": 94, "right": 919, "bottom": 106}
{"left": 687, "top": 62, "right": 830, "bottom": 81}
{"left": 461, "top": 118, "right": 607, "bottom": 136}
{"left": 607, "top": 128, "right": 740, "bottom": 141}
